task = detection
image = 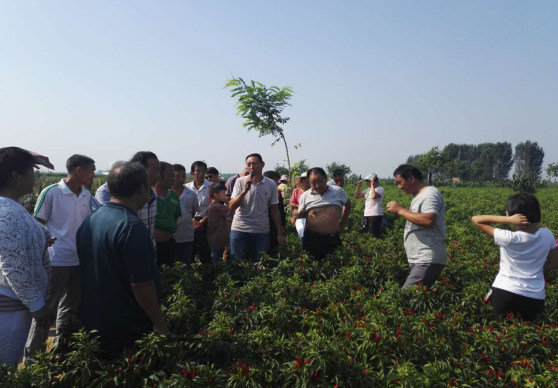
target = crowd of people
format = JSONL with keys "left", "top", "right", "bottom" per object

{"left": 0, "top": 146, "right": 557, "bottom": 367}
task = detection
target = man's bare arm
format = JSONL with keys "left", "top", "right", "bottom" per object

{"left": 131, "top": 280, "right": 169, "bottom": 334}
{"left": 339, "top": 200, "right": 352, "bottom": 235}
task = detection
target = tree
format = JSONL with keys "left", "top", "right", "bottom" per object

{"left": 274, "top": 164, "right": 289, "bottom": 177}
{"left": 224, "top": 77, "right": 299, "bottom": 177}
{"left": 514, "top": 141, "right": 545, "bottom": 178}
{"left": 291, "top": 159, "right": 309, "bottom": 177}
{"left": 407, "top": 147, "right": 443, "bottom": 185}
{"left": 547, "top": 162, "right": 558, "bottom": 181}
{"left": 492, "top": 142, "right": 514, "bottom": 181}
{"left": 325, "top": 162, "right": 351, "bottom": 177}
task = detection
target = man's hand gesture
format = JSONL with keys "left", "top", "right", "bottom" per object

{"left": 386, "top": 201, "right": 403, "bottom": 215}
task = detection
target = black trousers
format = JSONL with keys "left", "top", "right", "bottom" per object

{"left": 364, "top": 216, "right": 383, "bottom": 238}
{"left": 156, "top": 238, "right": 176, "bottom": 267}
{"left": 492, "top": 287, "right": 544, "bottom": 321}
{"left": 302, "top": 228, "right": 342, "bottom": 260}
{"left": 193, "top": 229, "right": 211, "bottom": 264}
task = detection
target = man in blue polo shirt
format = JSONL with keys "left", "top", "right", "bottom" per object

{"left": 76, "top": 162, "right": 169, "bottom": 358}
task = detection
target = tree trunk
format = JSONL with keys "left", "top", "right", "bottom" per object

{"left": 281, "top": 133, "right": 291, "bottom": 180}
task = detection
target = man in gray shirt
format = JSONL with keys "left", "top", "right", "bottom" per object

{"left": 386, "top": 164, "right": 446, "bottom": 289}
{"left": 229, "top": 153, "right": 284, "bottom": 262}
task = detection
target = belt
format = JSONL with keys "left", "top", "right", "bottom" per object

{"left": 305, "top": 228, "right": 339, "bottom": 237}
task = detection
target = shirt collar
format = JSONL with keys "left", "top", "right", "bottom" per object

{"left": 311, "top": 186, "right": 330, "bottom": 196}
{"left": 59, "top": 179, "right": 86, "bottom": 196}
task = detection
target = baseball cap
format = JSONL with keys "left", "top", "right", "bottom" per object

{"left": 280, "top": 174, "right": 289, "bottom": 182}
{"left": 363, "top": 173, "right": 378, "bottom": 181}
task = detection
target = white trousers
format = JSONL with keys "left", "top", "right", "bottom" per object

{"left": 0, "top": 309, "right": 32, "bottom": 366}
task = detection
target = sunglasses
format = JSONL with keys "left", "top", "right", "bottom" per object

{"left": 205, "top": 175, "right": 214, "bottom": 179}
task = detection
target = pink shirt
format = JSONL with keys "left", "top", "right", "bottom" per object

{"left": 290, "top": 188, "right": 304, "bottom": 206}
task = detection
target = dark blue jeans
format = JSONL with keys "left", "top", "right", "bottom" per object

{"left": 230, "top": 231, "right": 269, "bottom": 262}
{"left": 174, "top": 241, "right": 194, "bottom": 268}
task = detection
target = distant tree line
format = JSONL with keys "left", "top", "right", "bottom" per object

{"left": 407, "top": 141, "right": 546, "bottom": 185}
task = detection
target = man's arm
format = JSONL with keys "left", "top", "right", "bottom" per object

{"left": 386, "top": 202, "right": 437, "bottom": 227}
{"left": 131, "top": 281, "right": 169, "bottom": 334}
{"left": 270, "top": 204, "right": 284, "bottom": 244}
{"left": 229, "top": 178, "right": 250, "bottom": 213}
{"left": 369, "top": 188, "right": 380, "bottom": 199}
{"left": 354, "top": 182, "right": 365, "bottom": 199}
{"left": 471, "top": 214, "right": 529, "bottom": 238}
{"left": 339, "top": 199, "right": 352, "bottom": 235}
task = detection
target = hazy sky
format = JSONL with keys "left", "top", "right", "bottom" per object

{"left": 1, "top": 1, "right": 557, "bottom": 177}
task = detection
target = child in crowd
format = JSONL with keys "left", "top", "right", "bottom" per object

{"left": 207, "top": 182, "right": 230, "bottom": 264}
{"left": 472, "top": 193, "right": 558, "bottom": 321}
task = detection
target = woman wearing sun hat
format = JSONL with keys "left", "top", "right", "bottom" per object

{"left": 354, "top": 173, "right": 384, "bottom": 238}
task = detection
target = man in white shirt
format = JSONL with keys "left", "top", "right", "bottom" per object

{"left": 290, "top": 167, "right": 352, "bottom": 260}
{"left": 386, "top": 164, "right": 447, "bottom": 289}
{"left": 229, "top": 154, "right": 284, "bottom": 262}
{"left": 186, "top": 161, "right": 212, "bottom": 264}
{"left": 354, "top": 173, "right": 384, "bottom": 238}
{"left": 172, "top": 164, "right": 199, "bottom": 268}
{"left": 24, "top": 154, "right": 96, "bottom": 362}
{"left": 327, "top": 169, "right": 345, "bottom": 188}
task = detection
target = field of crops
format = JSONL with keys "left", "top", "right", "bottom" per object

{"left": 3, "top": 184, "right": 558, "bottom": 387}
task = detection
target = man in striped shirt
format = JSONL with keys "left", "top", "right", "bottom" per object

{"left": 130, "top": 152, "right": 160, "bottom": 246}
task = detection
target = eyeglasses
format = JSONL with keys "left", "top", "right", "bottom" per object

{"left": 205, "top": 175, "right": 213, "bottom": 179}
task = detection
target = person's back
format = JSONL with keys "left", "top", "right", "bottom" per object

{"left": 493, "top": 228, "right": 555, "bottom": 299}
{"left": 77, "top": 203, "right": 160, "bottom": 353}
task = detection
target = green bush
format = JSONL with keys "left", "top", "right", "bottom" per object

{"left": 5, "top": 186, "right": 558, "bottom": 387}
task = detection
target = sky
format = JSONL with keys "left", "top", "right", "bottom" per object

{"left": 1, "top": 1, "right": 557, "bottom": 177}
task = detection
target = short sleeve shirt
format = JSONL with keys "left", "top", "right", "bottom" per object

{"left": 492, "top": 228, "right": 556, "bottom": 300}
{"left": 298, "top": 185, "right": 348, "bottom": 216}
{"left": 231, "top": 177, "right": 279, "bottom": 233}
{"left": 136, "top": 188, "right": 157, "bottom": 245}
{"left": 362, "top": 187, "right": 384, "bottom": 216}
{"left": 34, "top": 179, "right": 92, "bottom": 266}
{"left": 290, "top": 188, "right": 305, "bottom": 206}
{"left": 155, "top": 190, "right": 182, "bottom": 234}
{"left": 186, "top": 181, "right": 212, "bottom": 218}
{"left": 95, "top": 183, "right": 111, "bottom": 206}
{"left": 76, "top": 202, "right": 160, "bottom": 346}
{"left": 403, "top": 186, "right": 447, "bottom": 265}
{"left": 174, "top": 187, "right": 199, "bottom": 243}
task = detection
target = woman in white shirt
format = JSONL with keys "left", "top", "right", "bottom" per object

{"left": 0, "top": 147, "right": 52, "bottom": 366}
{"left": 472, "top": 193, "right": 558, "bottom": 321}
{"left": 354, "top": 174, "right": 384, "bottom": 238}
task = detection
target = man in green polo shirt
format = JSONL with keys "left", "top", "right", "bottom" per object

{"left": 154, "top": 162, "right": 182, "bottom": 267}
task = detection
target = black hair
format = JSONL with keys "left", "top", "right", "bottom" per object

{"left": 191, "top": 161, "right": 207, "bottom": 172}
{"left": 66, "top": 154, "right": 95, "bottom": 173}
{"left": 393, "top": 164, "right": 423, "bottom": 181}
{"left": 130, "top": 151, "right": 158, "bottom": 169}
{"left": 206, "top": 167, "right": 219, "bottom": 175}
{"left": 159, "top": 161, "right": 173, "bottom": 177}
{"left": 246, "top": 153, "right": 263, "bottom": 162}
{"left": 0, "top": 147, "right": 36, "bottom": 190}
{"left": 332, "top": 169, "right": 345, "bottom": 178}
{"left": 505, "top": 193, "right": 541, "bottom": 223}
{"left": 108, "top": 162, "right": 149, "bottom": 199}
{"left": 210, "top": 182, "right": 227, "bottom": 198}
{"left": 263, "top": 170, "right": 280, "bottom": 181}
{"left": 308, "top": 167, "right": 328, "bottom": 179}
{"left": 173, "top": 164, "right": 186, "bottom": 172}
